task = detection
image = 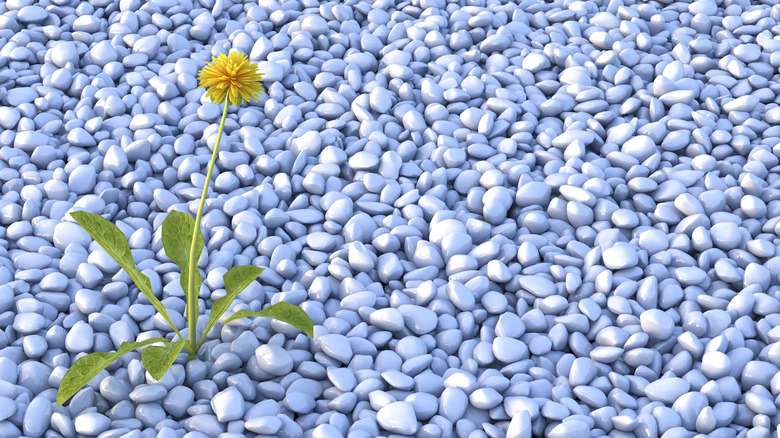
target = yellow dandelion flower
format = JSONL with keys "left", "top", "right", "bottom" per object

{"left": 197, "top": 51, "right": 265, "bottom": 106}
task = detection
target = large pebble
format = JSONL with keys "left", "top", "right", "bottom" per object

{"left": 644, "top": 378, "right": 690, "bottom": 404}
{"left": 640, "top": 309, "right": 674, "bottom": 340}
{"left": 211, "top": 386, "right": 244, "bottom": 422}
{"left": 74, "top": 412, "right": 111, "bottom": 435}
{"left": 317, "top": 334, "right": 353, "bottom": 364}
{"left": 255, "top": 344, "right": 293, "bottom": 375}
{"left": 24, "top": 394, "right": 53, "bottom": 437}
{"left": 547, "top": 420, "right": 589, "bottom": 438}
{"left": 376, "top": 401, "right": 418, "bottom": 435}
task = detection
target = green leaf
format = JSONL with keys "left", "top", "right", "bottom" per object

{"left": 70, "top": 211, "right": 184, "bottom": 339}
{"left": 141, "top": 340, "right": 186, "bottom": 381}
{"left": 57, "top": 337, "right": 168, "bottom": 407}
{"left": 196, "top": 265, "right": 265, "bottom": 350}
{"left": 161, "top": 211, "right": 204, "bottom": 312}
{"left": 222, "top": 301, "right": 314, "bottom": 338}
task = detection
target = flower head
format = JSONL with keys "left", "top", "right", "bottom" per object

{"left": 197, "top": 51, "right": 265, "bottom": 106}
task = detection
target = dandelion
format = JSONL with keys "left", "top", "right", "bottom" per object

{"left": 197, "top": 51, "right": 265, "bottom": 106}
{"left": 53, "top": 51, "right": 313, "bottom": 407}
{"left": 184, "top": 51, "right": 267, "bottom": 358}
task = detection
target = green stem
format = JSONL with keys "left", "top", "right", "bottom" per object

{"left": 187, "top": 101, "right": 230, "bottom": 360}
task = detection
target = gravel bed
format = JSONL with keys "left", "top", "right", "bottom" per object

{"left": 1, "top": 0, "right": 780, "bottom": 437}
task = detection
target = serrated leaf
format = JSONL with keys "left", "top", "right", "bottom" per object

{"left": 70, "top": 211, "right": 183, "bottom": 339}
{"left": 141, "top": 340, "right": 186, "bottom": 381}
{"left": 196, "top": 265, "right": 264, "bottom": 350}
{"left": 161, "top": 211, "right": 204, "bottom": 312}
{"left": 222, "top": 301, "right": 314, "bottom": 338}
{"left": 57, "top": 337, "right": 168, "bottom": 407}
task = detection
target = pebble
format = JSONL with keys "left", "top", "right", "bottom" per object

{"left": 23, "top": 394, "right": 52, "bottom": 437}
{"left": 65, "top": 321, "right": 94, "bottom": 352}
{"left": 255, "top": 344, "right": 293, "bottom": 375}
{"left": 211, "top": 386, "right": 244, "bottom": 422}
{"left": 100, "top": 376, "right": 131, "bottom": 403}
{"left": 447, "top": 280, "right": 475, "bottom": 311}
{"left": 493, "top": 337, "right": 529, "bottom": 363}
{"left": 327, "top": 367, "right": 357, "bottom": 392}
{"left": 569, "top": 357, "right": 597, "bottom": 386}
{"left": 701, "top": 352, "right": 731, "bottom": 379}
{"left": 644, "top": 378, "right": 690, "bottom": 404}
{"left": 517, "top": 276, "right": 557, "bottom": 298}
{"left": 283, "top": 391, "right": 316, "bottom": 413}
{"left": 14, "top": 131, "right": 50, "bottom": 153}
{"left": 710, "top": 223, "right": 742, "bottom": 250}
{"left": 0, "top": 396, "right": 15, "bottom": 421}
{"left": 376, "top": 401, "right": 417, "bottom": 435}
{"left": 14, "top": 312, "right": 45, "bottom": 335}
{"left": 672, "top": 392, "right": 709, "bottom": 430}
{"left": 741, "top": 361, "right": 778, "bottom": 389}
{"left": 640, "top": 309, "right": 674, "bottom": 340}
{"left": 18, "top": 6, "right": 48, "bottom": 24}
{"left": 548, "top": 420, "right": 590, "bottom": 438}
{"left": 129, "top": 385, "right": 167, "bottom": 404}
{"left": 398, "top": 304, "right": 437, "bottom": 335}
{"left": 163, "top": 386, "right": 194, "bottom": 418}
{"left": 74, "top": 412, "right": 111, "bottom": 435}
{"left": 370, "top": 308, "right": 404, "bottom": 332}
{"left": 182, "top": 414, "right": 225, "bottom": 436}
{"left": 246, "top": 415, "right": 283, "bottom": 434}
{"left": 602, "top": 245, "right": 638, "bottom": 270}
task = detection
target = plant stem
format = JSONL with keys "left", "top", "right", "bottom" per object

{"left": 186, "top": 101, "right": 230, "bottom": 360}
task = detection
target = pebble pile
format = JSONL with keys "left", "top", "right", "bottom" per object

{"left": 2, "top": 0, "right": 780, "bottom": 437}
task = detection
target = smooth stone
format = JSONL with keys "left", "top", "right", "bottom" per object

{"left": 701, "top": 351, "right": 731, "bottom": 380}
{"left": 327, "top": 368, "right": 357, "bottom": 392}
{"left": 129, "top": 385, "right": 167, "bottom": 404}
{"left": 370, "top": 308, "right": 404, "bottom": 332}
{"left": 376, "top": 401, "right": 417, "bottom": 435}
{"left": 569, "top": 357, "right": 597, "bottom": 386}
{"left": 316, "top": 334, "right": 353, "bottom": 364}
{"left": 741, "top": 361, "right": 778, "bottom": 389}
{"left": 710, "top": 223, "right": 742, "bottom": 250}
{"left": 211, "top": 386, "right": 244, "bottom": 422}
{"left": 23, "top": 394, "right": 53, "bottom": 437}
{"left": 72, "top": 15, "right": 101, "bottom": 33}
{"left": 13, "top": 131, "right": 50, "bottom": 153}
{"left": 182, "top": 414, "right": 225, "bottom": 437}
{"left": 644, "top": 378, "right": 690, "bottom": 404}
{"left": 7, "top": 87, "right": 37, "bottom": 106}
{"left": 68, "top": 165, "right": 97, "bottom": 195}
{"left": 602, "top": 245, "right": 639, "bottom": 270}
{"left": 447, "top": 280, "right": 475, "bottom": 311}
{"left": 0, "top": 107, "right": 21, "bottom": 130}
{"left": 246, "top": 416, "right": 283, "bottom": 434}
{"left": 547, "top": 420, "right": 589, "bottom": 438}
{"left": 13, "top": 312, "right": 45, "bottom": 334}
{"left": 640, "top": 309, "right": 674, "bottom": 340}
{"left": 283, "top": 391, "right": 316, "bottom": 414}
{"left": 65, "top": 321, "right": 94, "bottom": 352}
{"left": 672, "top": 392, "right": 709, "bottom": 430}
{"left": 493, "top": 337, "right": 529, "bottom": 363}
{"left": 517, "top": 276, "right": 556, "bottom": 298}
{"left": 100, "top": 376, "right": 131, "bottom": 403}
{"left": 74, "top": 412, "right": 111, "bottom": 435}
{"left": 255, "top": 344, "right": 293, "bottom": 376}
{"left": 469, "top": 387, "right": 503, "bottom": 409}
{"left": 0, "top": 396, "right": 15, "bottom": 421}
{"left": 398, "top": 304, "right": 437, "bottom": 335}
{"left": 621, "top": 135, "right": 656, "bottom": 162}
{"left": 163, "top": 386, "right": 194, "bottom": 418}
{"left": 18, "top": 6, "right": 48, "bottom": 23}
